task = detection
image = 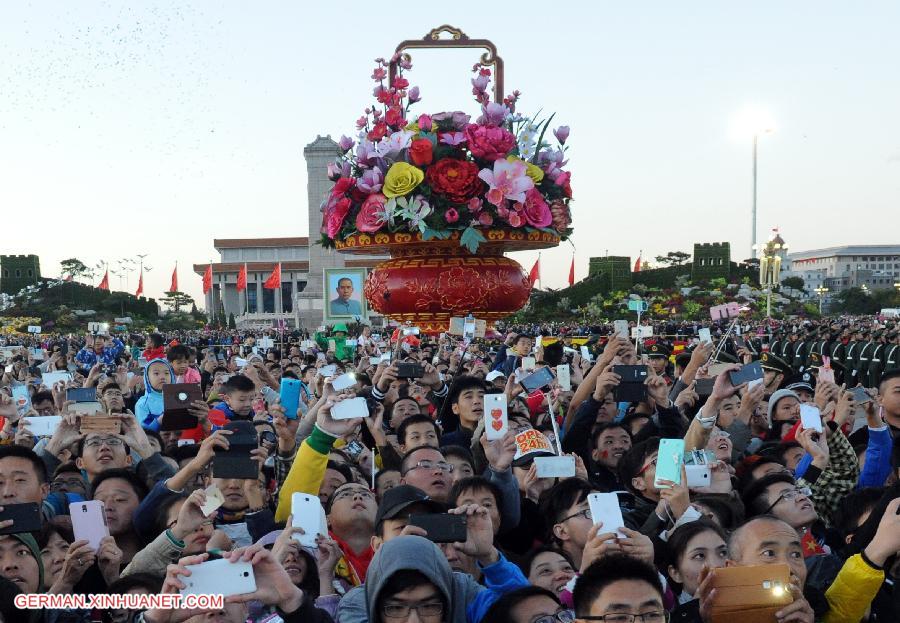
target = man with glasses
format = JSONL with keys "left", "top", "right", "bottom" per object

{"left": 573, "top": 554, "right": 667, "bottom": 623}
{"left": 742, "top": 473, "right": 823, "bottom": 556}
{"left": 481, "top": 586, "right": 574, "bottom": 623}
{"left": 400, "top": 446, "right": 455, "bottom": 503}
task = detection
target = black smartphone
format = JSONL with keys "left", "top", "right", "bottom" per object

{"left": 850, "top": 386, "right": 873, "bottom": 405}
{"left": 0, "top": 503, "right": 42, "bottom": 535}
{"left": 396, "top": 362, "right": 424, "bottom": 379}
{"left": 520, "top": 367, "right": 556, "bottom": 393}
{"left": 695, "top": 378, "right": 716, "bottom": 397}
{"left": 66, "top": 387, "right": 97, "bottom": 403}
{"left": 161, "top": 383, "right": 203, "bottom": 431}
{"left": 612, "top": 365, "right": 649, "bottom": 403}
{"left": 408, "top": 513, "right": 467, "bottom": 543}
{"left": 728, "top": 361, "right": 763, "bottom": 387}
{"left": 345, "top": 440, "right": 364, "bottom": 461}
{"left": 212, "top": 421, "right": 259, "bottom": 480}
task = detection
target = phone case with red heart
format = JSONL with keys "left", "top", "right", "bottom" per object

{"left": 483, "top": 394, "right": 508, "bottom": 440}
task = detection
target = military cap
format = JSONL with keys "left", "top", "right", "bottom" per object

{"left": 760, "top": 352, "right": 792, "bottom": 375}
{"left": 647, "top": 343, "right": 671, "bottom": 359}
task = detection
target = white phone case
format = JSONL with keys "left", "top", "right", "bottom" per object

{"left": 318, "top": 364, "right": 337, "bottom": 377}
{"left": 580, "top": 346, "right": 593, "bottom": 361}
{"left": 483, "top": 394, "right": 508, "bottom": 440}
{"left": 179, "top": 558, "right": 256, "bottom": 597}
{"left": 534, "top": 456, "right": 576, "bottom": 478}
{"left": 556, "top": 365, "right": 571, "bottom": 391}
{"left": 70, "top": 500, "right": 109, "bottom": 550}
{"left": 799, "top": 404, "right": 823, "bottom": 433}
{"left": 522, "top": 356, "right": 536, "bottom": 371}
{"left": 698, "top": 328, "right": 712, "bottom": 344}
{"left": 291, "top": 493, "right": 326, "bottom": 548}
{"left": 331, "top": 373, "right": 357, "bottom": 391}
{"left": 331, "top": 397, "right": 369, "bottom": 420}
{"left": 587, "top": 492, "right": 626, "bottom": 538}
{"left": 684, "top": 464, "right": 712, "bottom": 488}
{"left": 614, "top": 320, "right": 629, "bottom": 339}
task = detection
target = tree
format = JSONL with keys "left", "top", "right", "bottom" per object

{"left": 781, "top": 276, "right": 806, "bottom": 292}
{"left": 60, "top": 258, "right": 94, "bottom": 282}
{"left": 654, "top": 251, "right": 691, "bottom": 267}
{"left": 831, "top": 287, "right": 879, "bottom": 315}
{"left": 159, "top": 291, "right": 194, "bottom": 313}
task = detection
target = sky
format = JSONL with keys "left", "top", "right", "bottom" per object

{"left": 1, "top": 1, "right": 898, "bottom": 308}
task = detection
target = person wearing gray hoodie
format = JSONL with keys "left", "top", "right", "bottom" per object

{"left": 338, "top": 525, "right": 528, "bottom": 623}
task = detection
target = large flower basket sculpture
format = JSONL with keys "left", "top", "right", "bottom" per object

{"left": 320, "top": 25, "right": 573, "bottom": 332}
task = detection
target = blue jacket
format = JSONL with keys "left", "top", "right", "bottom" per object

{"left": 135, "top": 358, "right": 175, "bottom": 431}
{"left": 857, "top": 425, "right": 893, "bottom": 489}
{"left": 75, "top": 338, "right": 125, "bottom": 367}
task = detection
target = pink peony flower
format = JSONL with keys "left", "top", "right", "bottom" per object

{"left": 356, "top": 193, "right": 388, "bottom": 233}
{"left": 478, "top": 211, "right": 494, "bottom": 227}
{"left": 522, "top": 188, "right": 553, "bottom": 228}
{"left": 408, "top": 86, "right": 421, "bottom": 103}
{"left": 465, "top": 124, "right": 516, "bottom": 161}
{"left": 431, "top": 111, "right": 471, "bottom": 130}
{"left": 467, "top": 197, "right": 483, "bottom": 213}
{"left": 417, "top": 114, "right": 432, "bottom": 131}
{"left": 325, "top": 197, "right": 351, "bottom": 238}
{"left": 507, "top": 210, "right": 524, "bottom": 227}
{"left": 478, "top": 158, "right": 534, "bottom": 206}
{"left": 338, "top": 135, "right": 354, "bottom": 152}
{"left": 445, "top": 208, "right": 459, "bottom": 224}
{"left": 476, "top": 102, "right": 510, "bottom": 127}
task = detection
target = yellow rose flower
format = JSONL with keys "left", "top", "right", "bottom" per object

{"left": 383, "top": 162, "right": 424, "bottom": 198}
{"left": 507, "top": 156, "right": 544, "bottom": 184}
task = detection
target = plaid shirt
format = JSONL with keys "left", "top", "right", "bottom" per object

{"left": 273, "top": 445, "right": 297, "bottom": 501}
{"left": 798, "top": 429, "right": 859, "bottom": 528}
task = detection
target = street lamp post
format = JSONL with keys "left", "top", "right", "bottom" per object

{"left": 815, "top": 286, "right": 829, "bottom": 315}
{"left": 750, "top": 128, "right": 774, "bottom": 259}
{"left": 759, "top": 236, "right": 785, "bottom": 318}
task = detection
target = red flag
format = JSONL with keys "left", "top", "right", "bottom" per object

{"left": 633, "top": 254, "right": 642, "bottom": 273}
{"left": 528, "top": 258, "right": 540, "bottom": 287}
{"left": 169, "top": 265, "right": 178, "bottom": 293}
{"left": 98, "top": 270, "right": 109, "bottom": 291}
{"left": 568, "top": 256, "right": 575, "bottom": 286}
{"left": 202, "top": 265, "right": 213, "bottom": 295}
{"left": 263, "top": 263, "right": 281, "bottom": 289}
{"left": 135, "top": 270, "right": 144, "bottom": 297}
{"left": 236, "top": 263, "right": 248, "bottom": 292}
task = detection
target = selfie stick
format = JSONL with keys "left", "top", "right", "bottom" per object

{"left": 711, "top": 316, "right": 741, "bottom": 363}
{"left": 547, "top": 396, "right": 564, "bottom": 456}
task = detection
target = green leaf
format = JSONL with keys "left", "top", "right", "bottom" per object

{"left": 532, "top": 112, "right": 556, "bottom": 163}
{"left": 422, "top": 227, "right": 452, "bottom": 241}
{"left": 459, "top": 226, "right": 486, "bottom": 254}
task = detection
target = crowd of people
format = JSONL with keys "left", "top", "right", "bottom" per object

{"left": 0, "top": 312, "right": 898, "bottom": 623}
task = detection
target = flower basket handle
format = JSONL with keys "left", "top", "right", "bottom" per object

{"left": 389, "top": 25, "right": 505, "bottom": 104}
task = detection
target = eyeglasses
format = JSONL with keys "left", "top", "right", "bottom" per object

{"left": 84, "top": 437, "right": 124, "bottom": 448}
{"left": 382, "top": 601, "right": 443, "bottom": 619}
{"left": 534, "top": 610, "right": 576, "bottom": 623}
{"left": 406, "top": 460, "right": 454, "bottom": 474}
{"left": 333, "top": 487, "right": 375, "bottom": 501}
{"left": 559, "top": 507, "right": 592, "bottom": 523}
{"left": 636, "top": 457, "right": 657, "bottom": 476}
{"left": 578, "top": 612, "right": 667, "bottom": 623}
{"left": 763, "top": 486, "right": 812, "bottom": 514}
{"left": 167, "top": 518, "right": 214, "bottom": 529}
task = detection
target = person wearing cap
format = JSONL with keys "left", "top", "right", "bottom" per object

{"left": 785, "top": 372, "right": 816, "bottom": 404}
{"left": 646, "top": 344, "right": 672, "bottom": 385}
{"left": 0, "top": 532, "right": 43, "bottom": 594}
{"left": 884, "top": 331, "right": 900, "bottom": 375}
{"left": 371, "top": 485, "right": 445, "bottom": 548}
{"left": 857, "top": 330, "right": 877, "bottom": 389}
{"left": 845, "top": 328, "right": 865, "bottom": 386}
{"left": 866, "top": 331, "right": 887, "bottom": 389}
{"left": 760, "top": 352, "right": 791, "bottom": 396}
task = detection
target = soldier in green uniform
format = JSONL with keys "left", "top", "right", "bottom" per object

{"left": 844, "top": 327, "right": 864, "bottom": 386}
{"left": 884, "top": 330, "right": 900, "bottom": 375}
{"left": 857, "top": 329, "right": 874, "bottom": 388}
{"left": 793, "top": 326, "right": 816, "bottom": 371}
{"left": 782, "top": 330, "right": 800, "bottom": 373}
{"left": 760, "top": 351, "right": 792, "bottom": 396}
{"left": 867, "top": 330, "right": 887, "bottom": 388}
{"left": 646, "top": 343, "right": 673, "bottom": 385}
{"left": 769, "top": 330, "right": 783, "bottom": 363}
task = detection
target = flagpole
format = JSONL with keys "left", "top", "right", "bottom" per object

{"left": 538, "top": 252, "right": 542, "bottom": 290}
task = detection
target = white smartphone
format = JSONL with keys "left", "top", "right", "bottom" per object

{"left": 200, "top": 485, "right": 225, "bottom": 517}
{"left": 291, "top": 493, "right": 326, "bottom": 549}
{"left": 22, "top": 416, "right": 62, "bottom": 438}
{"left": 556, "top": 365, "right": 571, "bottom": 391}
{"left": 179, "top": 558, "right": 256, "bottom": 597}
{"left": 522, "top": 356, "right": 536, "bottom": 372}
{"left": 483, "top": 394, "right": 508, "bottom": 440}
{"left": 331, "top": 397, "right": 369, "bottom": 420}
{"left": 614, "top": 320, "right": 629, "bottom": 339}
{"left": 318, "top": 364, "right": 337, "bottom": 377}
{"left": 799, "top": 404, "right": 823, "bottom": 433}
{"left": 580, "top": 346, "right": 593, "bottom": 361}
{"left": 41, "top": 372, "right": 72, "bottom": 386}
{"left": 402, "top": 327, "right": 421, "bottom": 336}
{"left": 587, "top": 492, "right": 626, "bottom": 538}
{"left": 369, "top": 356, "right": 382, "bottom": 366}
{"left": 684, "top": 464, "right": 712, "bottom": 488}
{"left": 534, "top": 455, "right": 576, "bottom": 478}
{"left": 698, "top": 328, "right": 712, "bottom": 344}
{"left": 70, "top": 501, "right": 110, "bottom": 550}
{"left": 331, "top": 373, "right": 357, "bottom": 391}
{"left": 234, "top": 357, "right": 248, "bottom": 368}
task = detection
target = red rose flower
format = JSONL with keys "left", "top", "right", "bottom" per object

{"left": 522, "top": 188, "right": 552, "bottom": 228}
{"left": 331, "top": 177, "right": 355, "bottom": 197}
{"left": 325, "top": 197, "right": 351, "bottom": 238}
{"left": 464, "top": 124, "right": 515, "bottom": 161}
{"left": 356, "top": 193, "right": 388, "bottom": 233}
{"left": 409, "top": 138, "right": 433, "bottom": 167}
{"left": 385, "top": 107, "right": 404, "bottom": 128}
{"left": 425, "top": 159, "right": 485, "bottom": 204}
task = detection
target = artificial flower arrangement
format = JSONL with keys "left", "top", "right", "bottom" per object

{"left": 320, "top": 53, "right": 574, "bottom": 253}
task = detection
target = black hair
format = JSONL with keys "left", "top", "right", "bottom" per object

{"left": 617, "top": 437, "right": 660, "bottom": 494}
{"left": 573, "top": 554, "right": 663, "bottom": 617}
{"left": 31, "top": 390, "right": 54, "bottom": 405}
{"left": 374, "top": 469, "right": 400, "bottom": 491}
{"left": 482, "top": 586, "right": 560, "bottom": 623}
{"left": 36, "top": 522, "right": 66, "bottom": 550}
{"left": 775, "top": 441, "right": 803, "bottom": 465}
{"left": 169, "top": 444, "right": 201, "bottom": 464}
{"left": 590, "top": 421, "right": 631, "bottom": 449}
{"left": 520, "top": 546, "right": 576, "bottom": 579}
{"left": 375, "top": 569, "right": 444, "bottom": 623}
{"left": 878, "top": 368, "right": 900, "bottom": 392}
{"left": 106, "top": 572, "right": 164, "bottom": 594}
{"left": 446, "top": 375, "right": 487, "bottom": 407}
{"left": 221, "top": 374, "right": 255, "bottom": 394}
{"left": 155, "top": 494, "right": 189, "bottom": 535}
{"left": 281, "top": 370, "right": 299, "bottom": 380}
{"left": 397, "top": 414, "right": 440, "bottom": 446}
{"left": 166, "top": 344, "right": 193, "bottom": 362}
{"left": 0, "top": 445, "right": 48, "bottom": 483}
{"left": 52, "top": 462, "right": 82, "bottom": 479}
{"left": 90, "top": 468, "right": 149, "bottom": 501}
{"left": 691, "top": 493, "right": 745, "bottom": 531}
{"left": 741, "top": 472, "right": 796, "bottom": 517}
{"left": 400, "top": 446, "right": 446, "bottom": 476}
{"left": 448, "top": 476, "right": 502, "bottom": 510}
{"left": 148, "top": 333, "right": 165, "bottom": 348}
{"left": 325, "top": 460, "right": 354, "bottom": 488}
{"left": 100, "top": 383, "right": 123, "bottom": 395}
{"left": 538, "top": 477, "right": 592, "bottom": 544}
{"left": 620, "top": 412, "right": 650, "bottom": 436}
{"left": 664, "top": 518, "right": 727, "bottom": 583}
{"left": 513, "top": 334, "right": 534, "bottom": 346}
{"left": 832, "top": 487, "right": 885, "bottom": 542}
{"left": 734, "top": 455, "right": 786, "bottom": 492}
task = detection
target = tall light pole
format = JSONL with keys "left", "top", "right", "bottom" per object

{"left": 759, "top": 235, "right": 784, "bottom": 318}
{"left": 815, "top": 286, "right": 829, "bottom": 314}
{"left": 751, "top": 128, "right": 774, "bottom": 259}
